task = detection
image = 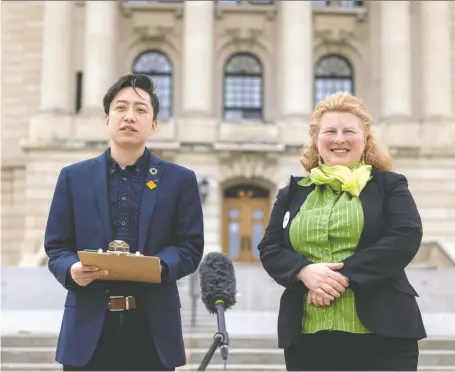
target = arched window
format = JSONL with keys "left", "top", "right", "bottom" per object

{"left": 132, "top": 50, "right": 173, "bottom": 120}
{"left": 314, "top": 54, "right": 354, "bottom": 105}
{"left": 223, "top": 53, "right": 263, "bottom": 121}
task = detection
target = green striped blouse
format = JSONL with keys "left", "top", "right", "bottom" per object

{"left": 289, "top": 184, "right": 370, "bottom": 334}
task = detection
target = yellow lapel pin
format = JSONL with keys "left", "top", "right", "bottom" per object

{"left": 146, "top": 180, "right": 157, "bottom": 190}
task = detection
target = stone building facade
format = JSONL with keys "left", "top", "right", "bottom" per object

{"left": 1, "top": 0, "right": 455, "bottom": 267}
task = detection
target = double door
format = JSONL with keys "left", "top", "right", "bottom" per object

{"left": 223, "top": 196, "right": 269, "bottom": 263}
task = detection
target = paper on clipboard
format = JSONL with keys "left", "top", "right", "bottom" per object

{"left": 77, "top": 251, "right": 161, "bottom": 284}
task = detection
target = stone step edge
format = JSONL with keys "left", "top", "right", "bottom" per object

{"left": 3, "top": 333, "right": 455, "bottom": 340}
{"left": 3, "top": 347, "right": 455, "bottom": 355}
{"left": 2, "top": 363, "right": 455, "bottom": 371}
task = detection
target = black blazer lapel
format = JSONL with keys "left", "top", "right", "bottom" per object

{"left": 357, "top": 168, "right": 382, "bottom": 251}
{"left": 93, "top": 151, "right": 112, "bottom": 246}
{"left": 289, "top": 177, "right": 314, "bottom": 220}
{"left": 138, "top": 151, "right": 163, "bottom": 254}
{"left": 283, "top": 177, "right": 314, "bottom": 250}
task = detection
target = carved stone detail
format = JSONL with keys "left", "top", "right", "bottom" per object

{"left": 315, "top": 28, "right": 356, "bottom": 46}
{"left": 224, "top": 27, "right": 263, "bottom": 44}
{"left": 134, "top": 25, "right": 174, "bottom": 42}
{"left": 219, "top": 152, "right": 278, "bottom": 183}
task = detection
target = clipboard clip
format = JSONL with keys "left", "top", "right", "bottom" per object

{"left": 107, "top": 240, "right": 131, "bottom": 255}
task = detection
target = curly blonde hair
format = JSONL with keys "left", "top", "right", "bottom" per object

{"left": 300, "top": 92, "right": 393, "bottom": 172}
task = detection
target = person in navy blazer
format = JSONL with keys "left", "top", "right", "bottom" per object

{"left": 44, "top": 74, "right": 204, "bottom": 371}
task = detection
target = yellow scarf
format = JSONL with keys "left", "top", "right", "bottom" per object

{"left": 300, "top": 163, "right": 372, "bottom": 197}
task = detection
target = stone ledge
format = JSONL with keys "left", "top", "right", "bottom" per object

{"left": 1, "top": 309, "right": 455, "bottom": 338}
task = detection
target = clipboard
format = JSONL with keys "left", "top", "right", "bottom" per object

{"left": 77, "top": 251, "right": 161, "bottom": 284}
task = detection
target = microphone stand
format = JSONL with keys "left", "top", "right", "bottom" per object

{"left": 198, "top": 301, "right": 229, "bottom": 371}
{"left": 197, "top": 332, "right": 223, "bottom": 371}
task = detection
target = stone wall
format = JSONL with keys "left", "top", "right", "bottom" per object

{"left": 1, "top": 166, "right": 25, "bottom": 265}
{"left": 1, "top": 1, "right": 43, "bottom": 165}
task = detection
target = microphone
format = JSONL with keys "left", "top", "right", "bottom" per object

{"left": 199, "top": 252, "right": 237, "bottom": 362}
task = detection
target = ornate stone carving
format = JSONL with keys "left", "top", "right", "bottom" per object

{"left": 224, "top": 27, "right": 263, "bottom": 44}
{"left": 315, "top": 28, "right": 355, "bottom": 46}
{"left": 219, "top": 152, "right": 278, "bottom": 183}
{"left": 135, "top": 25, "right": 174, "bottom": 42}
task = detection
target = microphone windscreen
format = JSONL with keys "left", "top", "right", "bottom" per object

{"left": 199, "top": 252, "right": 237, "bottom": 314}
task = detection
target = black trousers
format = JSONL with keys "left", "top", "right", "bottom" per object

{"left": 284, "top": 331, "right": 419, "bottom": 371}
{"left": 63, "top": 308, "right": 173, "bottom": 371}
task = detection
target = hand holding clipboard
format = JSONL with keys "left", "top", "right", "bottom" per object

{"left": 76, "top": 240, "right": 162, "bottom": 284}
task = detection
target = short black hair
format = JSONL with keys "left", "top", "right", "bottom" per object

{"left": 103, "top": 74, "right": 160, "bottom": 120}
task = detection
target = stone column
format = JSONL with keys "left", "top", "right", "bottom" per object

{"left": 29, "top": 1, "right": 74, "bottom": 141}
{"left": 421, "top": 1, "right": 455, "bottom": 151}
{"left": 421, "top": 1, "right": 452, "bottom": 120}
{"left": 279, "top": 1, "right": 313, "bottom": 145}
{"left": 40, "top": 2, "right": 74, "bottom": 113}
{"left": 380, "top": 1, "right": 417, "bottom": 147}
{"left": 181, "top": 1, "right": 214, "bottom": 118}
{"left": 381, "top": 1, "right": 411, "bottom": 119}
{"left": 82, "top": 1, "right": 119, "bottom": 113}
{"left": 179, "top": 1, "right": 216, "bottom": 143}
{"left": 77, "top": 1, "right": 119, "bottom": 140}
{"left": 281, "top": 1, "right": 313, "bottom": 120}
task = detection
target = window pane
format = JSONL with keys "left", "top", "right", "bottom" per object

{"left": 315, "top": 78, "right": 353, "bottom": 105}
{"left": 314, "top": 55, "right": 354, "bottom": 106}
{"left": 134, "top": 52, "right": 172, "bottom": 74}
{"left": 253, "top": 209, "right": 264, "bottom": 220}
{"left": 132, "top": 51, "right": 173, "bottom": 119}
{"left": 252, "top": 222, "right": 263, "bottom": 259}
{"left": 229, "top": 209, "right": 240, "bottom": 219}
{"left": 312, "top": 0, "right": 330, "bottom": 7}
{"left": 150, "top": 75, "right": 172, "bottom": 119}
{"left": 315, "top": 55, "right": 352, "bottom": 77}
{"left": 225, "top": 54, "right": 262, "bottom": 75}
{"left": 223, "top": 53, "right": 263, "bottom": 121}
{"left": 340, "top": 0, "right": 363, "bottom": 7}
{"left": 228, "top": 213, "right": 240, "bottom": 260}
{"left": 248, "top": 0, "right": 274, "bottom": 4}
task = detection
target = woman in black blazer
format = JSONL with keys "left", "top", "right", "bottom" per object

{"left": 258, "top": 93, "right": 426, "bottom": 371}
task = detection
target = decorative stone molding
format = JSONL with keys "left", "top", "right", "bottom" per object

{"left": 127, "top": 5, "right": 182, "bottom": 42}
{"left": 215, "top": 4, "right": 277, "bottom": 21}
{"left": 315, "top": 28, "right": 357, "bottom": 48}
{"left": 135, "top": 25, "right": 174, "bottom": 42}
{"left": 121, "top": 2, "right": 183, "bottom": 20}
{"left": 216, "top": 3, "right": 275, "bottom": 49}
{"left": 312, "top": 3, "right": 367, "bottom": 23}
{"left": 224, "top": 27, "right": 263, "bottom": 46}
{"left": 218, "top": 152, "right": 278, "bottom": 185}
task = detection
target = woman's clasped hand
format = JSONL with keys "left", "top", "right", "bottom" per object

{"left": 297, "top": 263, "right": 349, "bottom": 306}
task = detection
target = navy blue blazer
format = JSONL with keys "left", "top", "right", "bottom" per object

{"left": 258, "top": 167, "right": 426, "bottom": 349}
{"left": 44, "top": 149, "right": 204, "bottom": 368}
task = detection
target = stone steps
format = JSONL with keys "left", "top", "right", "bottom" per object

{"left": 2, "top": 363, "right": 455, "bottom": 372}
{"left": 3, "top": 346, "right": 455, "bottom": 366}
{"left": 2, "top": 334, "right": 455, "bottom": 371}
{"left": 3, "top": 333, "right": 455, "bottom": 350}
{"left": 406, "top": 172, "right": 455, "bottom": 240}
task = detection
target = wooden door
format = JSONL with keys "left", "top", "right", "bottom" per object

{"left": 222, "top": 186, "right": 269, "bottom": 263}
